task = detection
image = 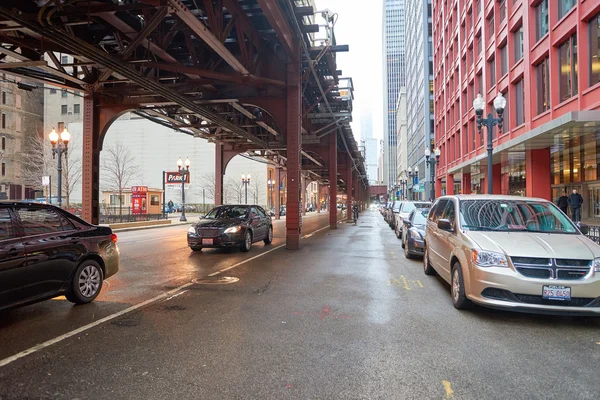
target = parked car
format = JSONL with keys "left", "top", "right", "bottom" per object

{"left": 0, "top": 202, "right": 119, "bottom": 311}
{"left": 401, "top": 208, "right": 430, "bottom": 259}
{"left": 423, "top": 195, "right": 600, "bottom": 315}
{"left": 187, "top": 205, "right": 273, "bottom": 252}
{"left": 395, "top": 201, "right": 432, "bottom": 239}
{"left": 280, "top": 205, "right": 287, "bottom": 216}
{"left": 387, "top": 201, "right": 402, "bottom": 229}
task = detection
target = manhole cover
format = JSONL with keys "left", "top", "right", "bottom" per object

{"left": 192, "top": 276, "right": 239, "bottom": 285}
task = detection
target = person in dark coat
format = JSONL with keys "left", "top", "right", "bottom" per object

{"left": 568, "top": 189, "right": 583, "bottom": 223}
{"left": 557, "top": 192, "right": 569, "bottom": 214}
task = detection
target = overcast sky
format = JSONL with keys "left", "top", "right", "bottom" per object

{"left": 314, "top": 0, "right": 384, "bottom": 141}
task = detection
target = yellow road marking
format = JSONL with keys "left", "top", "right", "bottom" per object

{"left": 416, "top": 280, "right": 423, "bottom": 288}
{"left": 442, "top": 380, "right": 454, "bottom": 399}
{"left": 401, "top": 275, "right": 411, "bottom": 290}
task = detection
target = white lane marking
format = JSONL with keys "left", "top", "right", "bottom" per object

{"left": 208, "top": 224, "right": 330, "bottom": 277}
{"left": 0, "top": 282, "right": 194, "bottom": 369}
{"left": 165, "top": 290, "right": 188, "bottom": 301}
{"left": 0, "top": 222, "right": 334, "bottom": 368}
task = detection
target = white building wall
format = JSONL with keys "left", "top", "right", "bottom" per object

{"left": 66, "top": 118, "right": 268, "bottom": 206}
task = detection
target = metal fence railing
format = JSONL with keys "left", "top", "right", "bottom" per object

{"left": 585, "top": 225, "right": 600, "bottom": 245}
{"left": 99, "top": 213, "right": 167, "bottom": 224}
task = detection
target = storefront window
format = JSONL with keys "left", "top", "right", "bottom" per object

{"left": 590, "top": 13, "right": 600, "bottom": 87}
{"left": 584, "top": 138, "right": 597, "bottom": 181}
{"left": 535, "top": 0, "right": 549, "bottom": 41}
{"left": 536, "top": 57, "right": 550, "bottom": 114}
{"left": 559, "top": 35, "right": 578, "bottom": 102}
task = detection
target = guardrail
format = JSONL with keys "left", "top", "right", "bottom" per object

{"left": 99, "top": 213, "right": 167, "bottom": 224}
{"left": 585, "top": 225, "right": 600, "bottom": 245}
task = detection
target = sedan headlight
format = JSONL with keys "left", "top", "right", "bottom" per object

{"left": 594, "top": 258, "right": 600, "bottom": 272}
{"left": 188, "top": 226, "right": 197, "bottom": 234}
{"left": 410, "top": 229, "right": 422, "bottom": 240}
{"left": 224, "top": 226, "right": 242, "bottom": 234}
{"left": 472, "top": 249, "right": 508, "bottom": 268}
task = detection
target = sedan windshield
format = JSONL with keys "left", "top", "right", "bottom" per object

{"left": 412, "top": 209, "right": 429, "bottom": 225}
{"left": 460, "top": 199, "right": 577, "bottom": 233}
{"left": 205, "top": 206, "right": 249, "bottom": 219}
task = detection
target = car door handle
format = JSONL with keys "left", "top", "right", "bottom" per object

{"left": 6, "top": 248, "right": 20, "bottom": 256}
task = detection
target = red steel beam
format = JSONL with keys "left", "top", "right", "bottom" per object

{"left": 255, "top": 0, "right": 295, "bottom": 62}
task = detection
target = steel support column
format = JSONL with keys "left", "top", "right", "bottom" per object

{"left": 346, "top": 157, "right": 353, "bottom": 222}
{"left": 82, "top": 96, "right": 101, "bottom": 225}
{"left": 285, "top": 42, "right": 302, "bottom": 250}
{"left": 329, "top": 131, "right": 337, "bottom": 229}
{"left": 316, "top": 183, "right": 321, "bottom": 213}
{"left": 215, "top": 143, "right": 224, "bottom": 206}
{"left": 301, "top": 176, "right": 307, "bottom": 216}
{"left": 274, "top": 166, "right": 281, "bottom": 220}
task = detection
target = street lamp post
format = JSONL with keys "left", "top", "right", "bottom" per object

{"left": 49, "top": 127, "right": 71, "bottom": 208}
{"left": 177, "top": 157, "right": 190, "bottom": 222}
{"left": 425, "top": 147, "right": 441, "bottom": 201}
{"left": 241, "top": 174, "right": 251, "bottom": 204}
{"left": 407, "top": 167, "right": 414, "bottom": 200}
{"left": 267, "top": 179, "right": 275, "bottom": 210}
{"left": 473, "top": 93, "right": 506, "bottom": 195}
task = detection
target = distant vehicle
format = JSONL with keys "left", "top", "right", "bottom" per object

{"left": 0, "top": 202, "right": 119, "bottom": 311}
{"left": 395, "top": 201, "right": 432, "bottom": 239}
{"left": 187, "top": 205, "right": 273, "bottom": 252}
{"left": 424, "top": 195, "right": 600, "bottom": 315}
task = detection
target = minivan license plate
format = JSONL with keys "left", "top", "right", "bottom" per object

{"left": 542, "top": 285, "right": 571, "bottom": 301}
{"left": 202, "top": 239, "right": 213, "bottom": 245}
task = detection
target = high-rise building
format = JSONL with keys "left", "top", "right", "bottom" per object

{"left": 0, "top": 67, "right": 44, "bottom": 200}
{"left": 405, "top": 0, "right": 434, "bottom": 200}
{"left": 361, "top": 113, "right": 378, "bottom": 185}
{"left": 382, "top": 0, "right": 406, "bottom": 189}
{"left": 433, "top": 0, "right": 600, "bottom": 220}
{"left": 396, "top": 87, "right": 407, "bottom": 195}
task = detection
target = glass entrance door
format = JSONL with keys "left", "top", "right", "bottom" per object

{"left": 589, "top": 186, "right": 600, "bottom": 219}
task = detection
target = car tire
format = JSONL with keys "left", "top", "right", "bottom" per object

{"left": 404, "top": 240, "right": 414, "bottom": 259}
{"left": 66, "top": 260, "right": 104, "bottom": 305}
{"left": 240, "top": 230, "right": 252, "bottom": 252}
{"left": 395, "top": 226, "right": 401, "bottom": 239}
{"left": 190, "top": 246, "right": 203, "bottom": 252}
{"left": 423, "top": 246, "right": 436, "bottom": 276}
{"left": 264, "top": 226, "right": 273, "bottom": 245}
{"left": 451, "top": 263, "right": 471, "bottom": 310}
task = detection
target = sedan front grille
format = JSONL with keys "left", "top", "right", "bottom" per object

{"left": 197, "top": 228, "right": 221, "bottom": 238}
{"left": 511, "top": 257, "right": 592, "bottom": 281}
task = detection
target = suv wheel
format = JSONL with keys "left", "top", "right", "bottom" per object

{"left": 451, "top": 263, "right": 471, "bottom": 309}
{"left": 264, "top": 226, "right": 273, "bottom": 245}
{"left": 404, "top": 239, "right": 413, "bottom": 259}
{"left": 423, "top": 246, "right": 436, "bottom": 276}
{"left": 66, "top": 260, "right": 104, "bottom": 305}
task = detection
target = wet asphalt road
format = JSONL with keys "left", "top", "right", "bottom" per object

{"left": 1, "top": 211, "right": 600, "bottom": 399}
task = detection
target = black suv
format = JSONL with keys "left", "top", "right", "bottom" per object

{"left": 0, "top": 202, "right": 120, "bottom": 311}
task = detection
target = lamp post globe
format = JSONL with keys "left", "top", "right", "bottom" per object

{"left": 178, "top": 157, "right": 189, "bottom": 222}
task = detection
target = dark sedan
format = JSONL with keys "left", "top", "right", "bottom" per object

{"left": 187, "top": 205, "right": 273, "bottom": 252}
{"left": 401, "top": 208, "right": 429, "bottom": 259}
{"left": 0, "top": 202, "right": 119, "bottom": 311}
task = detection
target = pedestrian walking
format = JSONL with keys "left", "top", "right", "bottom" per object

{"left": 168, "top": 199, "right": 174, "bottom": 213}
{"left": 568, "top": 189, "right": 583, "bottom": 223}
{"left": 557, "top": 191, "right": 569, "bottom": 215}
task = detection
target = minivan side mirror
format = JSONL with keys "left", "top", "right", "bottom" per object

{"left": 403, "top": 218, "right": 411, "bottom": 227}
{"left": 579, "top": 223, "right": 590, "bottom": 235}
{"left": 437, "top": 219, "right": 453, "bottom": 231}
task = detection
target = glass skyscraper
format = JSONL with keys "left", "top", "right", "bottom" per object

{"left": 382, "top": 0, "right": 406, "bottom": 188}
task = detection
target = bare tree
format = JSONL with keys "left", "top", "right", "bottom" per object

{"left": 225, "top": 177, "right": 243, "bottom": 204}
{"left": 250, "top": 176, "right": 263, "bottom": 205}
{"left": 102, "top": 142, "right": 140, "bottom": 216}
{"left": 63, "top": 134, "right": 81, "bottom": 208}
{"left": 198, "top": 173, "right": 216, "bottom": 204}
{"left": 19, "top": 130, "right": 52, "bottom": 194}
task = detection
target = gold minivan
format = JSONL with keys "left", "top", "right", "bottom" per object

{"left": 423, "top": 195, "right": 600, "bottom": 315}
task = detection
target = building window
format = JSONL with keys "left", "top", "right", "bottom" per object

{"left": 590, "top": 13, "right": 600, "bottom": 87}
{"left": 477, "top": 73, "right": 484, "bottom": 96}
{"left": 61, "top": 55, "right": 68, "bottom": 64}
{"left": 61, "top": 105, "right": 68, "bottom": 114}
{"left": 535, "top": 0, "right": 549, "bottom": 41}
{"left": 1, "top": 163, "right": 4, "bottom": 177}
{"left": 476, "top": 33, "right": 482, "bottom": 54}
{"left": 488, "top": 57, "right": 496, "bottom": 87}
{"left": 536, "top": 57, "right": 550, "bottom": 114}
{"left": 514, "top": 26, "right": 523, "bottom": 62}
{"left": 74, "top": 104, "right": 80, "bottom": 114}
{"left": 1, "top": 92, "right": 4, "bottom": 105}
{"left": 50, "top": 88, "right": 57, "bottom": 94}
{"left": 515, "top": 79, "right": 525, "bottom": 127}
{"left": 501, "top": 91, "right": 509, "bottom": 136}
{"left": 558, "top": 0, "right": 575, "bottom": 20}
{"left": 61, "top": 89, "right": 68, "bottom": 98}
{"left": 487, "top": 12, "right": 495, "bottom": 41}
{"left": 500, "top": 45, "right": 508, "bottom": 76}
{"left": 1, "top": 114, "right": 5, "bottom": 129}
{"left": 498, "top": 0, "right": 506, "bottom": 22}
{"left": 150, "top": 195, "right": 160, "bottom": 206}
{"left": 559, "top": 34, "right": 578, "bottom": 102}
{"left": 1, "top": 137, "right": 4, "bottom": 150}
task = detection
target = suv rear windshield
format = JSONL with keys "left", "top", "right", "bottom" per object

{"left": 460, "top": 199, "right": 577, "bottom": 233}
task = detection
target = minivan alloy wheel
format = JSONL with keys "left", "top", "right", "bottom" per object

{"left": 452, "top": 269, "right": 460, "bottom": 303}
{"left": 80, "top": 265, "right": 101, "bottom": 297}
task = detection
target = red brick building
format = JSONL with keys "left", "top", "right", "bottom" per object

{"left": 433, "top": 0, "right": 600, "bottom": 220}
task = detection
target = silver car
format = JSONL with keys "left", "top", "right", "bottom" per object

{"left": 423, "top": 195, "right": 600, "bottom": 315}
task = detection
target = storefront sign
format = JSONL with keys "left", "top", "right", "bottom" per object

{"left": 165, "top": 172, "right": 190, "bottom": 184}
{"left": 131, "top": 186, "right": 148, "bottom": 214}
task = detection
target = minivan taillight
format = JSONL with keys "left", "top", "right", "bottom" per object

{"left": 111, "top": 233, "right": 118, "bottom": 243}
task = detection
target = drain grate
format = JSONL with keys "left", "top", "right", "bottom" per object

{"left": 358, "top": 225, "right": 373, "bottom": 228}
{"left": 192, "top": 276, "right": 240, "bottom": 285}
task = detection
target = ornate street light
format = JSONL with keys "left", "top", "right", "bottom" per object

{"left": 177, "top": 157, "right": 190, "bottom": 222}
{"left": 473, "top": 93, "right": 506, "bottom": 194}
{"left": 241, "top": 174, "right": 251, "bottom": 204}
{"left": 425, "top": 147, "right": 441, "bottom": 201}
{"left": 49, "top": 127, "right": 71, "bottom": 208}
{"left": 267, "top": 178, "right": 275, "bottom": 210}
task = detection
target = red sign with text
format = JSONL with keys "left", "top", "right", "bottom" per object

{"left": 165, "top": 172, "right": 190, "bottom": 185}
{"left": 131, "top": 186, "right": 148, "bottom": 214}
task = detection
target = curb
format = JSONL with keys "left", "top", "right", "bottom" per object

{"left": 112, "top": 222, "right": 191, "bottom": 233}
